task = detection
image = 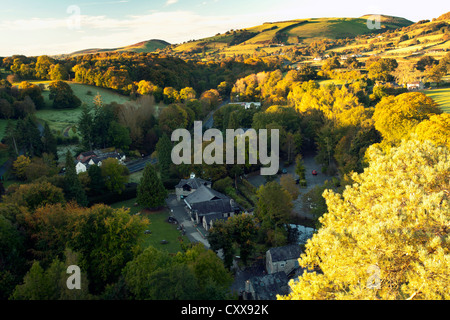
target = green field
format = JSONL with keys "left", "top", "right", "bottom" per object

{"left": 424, "top": 88, "right": 450, "bottom": 114}
{"left": 35, "top": 82, "right": 134, "bottom": 134}
{"left": 109, "top": 198, "right": 189, "bottom": 253}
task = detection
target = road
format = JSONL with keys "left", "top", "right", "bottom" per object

{"left": 247, "top": 151, "right": 335, "bottom": 220}
{"left": 165, "top": 194, "right": 211, "bottom": 249}
{"left": 203, "top": 99, "right": 230, "bottom": 130}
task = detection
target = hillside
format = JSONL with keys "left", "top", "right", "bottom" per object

{"left": 67, "top": 39, "right": 170, "bottom": 57}
{"left": 169, "top": 15, "right": 413, "bottom": 57}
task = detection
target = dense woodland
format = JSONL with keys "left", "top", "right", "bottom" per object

{"left": 1, "top": 13, "right": 450, "bottom": 300}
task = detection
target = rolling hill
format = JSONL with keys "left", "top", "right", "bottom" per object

{"left": 66, "top": 39, "right": 170, "bottom": 57}
{"left": 169, "top": 15, "right": 414, "bottom": 56}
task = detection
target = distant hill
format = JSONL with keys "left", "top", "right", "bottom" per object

{"left": 169, "top": 15, "right": 414, "bottom": 56}
{"left": 68, "top": 39, "right": 170, "bottom": 57}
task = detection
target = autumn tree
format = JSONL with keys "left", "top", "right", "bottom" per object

{"left": 413, "top": 113, "right": 450, "bottom": 149}
{"left": 373, "top": 92, "right": 442, "bottom": 145}
{"left": 280, "top": 139, "right": 450, "bottom": 300}
{"left": 367, "top": 58, "right": 398, "bottom": 82}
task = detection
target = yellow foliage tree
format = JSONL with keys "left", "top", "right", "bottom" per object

{"left": 12, "top": 155, "right": 31, "bottom": 180}
{"left": 413, "top": 113, "right": 450, "bottom": 149}
{"left": 373, "top": 92, "right": 442, "bottom": 145}
{"left": 279, "top": 139, "right": 450, "bottom": 300}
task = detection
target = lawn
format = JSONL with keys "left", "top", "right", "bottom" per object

{"left": 109, "top": 197, "right": 189, "bottom": 253}
{"left": 424, "top": 88, "right": 450, "bottom": 114}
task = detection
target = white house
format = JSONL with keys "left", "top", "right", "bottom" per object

{"left": 75, "top": 161, "right": 87, "bottom": 174}
{"left": 407, "top": 81, "right": 424, "bottom": 91}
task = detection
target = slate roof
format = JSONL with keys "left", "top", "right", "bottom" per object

{"left": 185, "top": 185, "right": 234, "bottom": 215}
{"left": 267, "top": 245, "right": 302, "bottom": 262}
{"left": 203, "top": 212, "right": 229, "bottom": 225}
{"left": 175, "top": 177, "right": 211, "bottom": 190}
{"left": 247, "top": 272, "right": 289, "bottom": 300}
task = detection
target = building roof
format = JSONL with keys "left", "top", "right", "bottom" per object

{"left": 202, "top": 212, "right": 228, "bottom": 225}
{"left": 175, "top": 177, "right": 211, "bottom": 190}
{"left": 185, "top": 185, "right": 234, "bottom": 215}
{"left": 267, "top": 244, "right": 302, "bottom": 262}
{"left": 247, "top": 272, "right": 289, "bottom": 300}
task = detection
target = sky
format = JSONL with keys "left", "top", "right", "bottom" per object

{"left": 0, "top": 0, "right": 448, "bottom": 56}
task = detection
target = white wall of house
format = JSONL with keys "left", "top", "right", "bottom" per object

{"left": 75, "top": 162, "right": 87, "bottom": 174}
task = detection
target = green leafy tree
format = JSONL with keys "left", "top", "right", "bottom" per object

{"left": 69, "top": 204, "right": 148, "bottom": 294}
{"left": 155, "top": 133, "right": 172, "bottom": 182}
{"left": 42, "top": 123, "right": 58, "bottom": 160}
{"left": 48, "top": 81, "right": 81, "bottom": 109}
{"left": 255, "top": 181, "right": 293, "bottom": 247}
{"left": 101, "top": 157, "right": 129, "bottom": 194}
{"left": 0, "top": 215, "right": 26, "bottom": 299}
{"left": 108, "top": 121, "right": 131, "bottom": 152}
{"left": 87, "top": 164, "right": 105, "bottom": 195}
{"left": 77, "top": 104, "right": 93, "bottom": 151}
{"left": 137, "top": 163, "right": 168, "bottom": 209}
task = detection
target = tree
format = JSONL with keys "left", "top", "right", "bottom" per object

{"left": 137, "top": 163, "right": 167, "bottom": 209}
{"left": 280, "top": 139, "right": 450, "bottom": 300}
{"left": 295, "top": 154, "right": 306, "bottom": 181}
{"left": 280, "top": 174, "right": 300, "bottom": 200}
{"left": 2, "top": 181, "right": 65, "bottom": 212}
{"left": 367, "top": 58, "right": 398, "bottom": 82}
{"left": 373, "top": 92, "right": 442, "bottom": 145}
{"left": 413, "top": 113, "right": 450, "bottom": 149}
{"left": 63, "top": 150, "right": 88, "bottom": 207}
{"left": 255, "top": 181, "right": 293, "bottom": 246}
{"left": 425, "top": 64, "right": 447, "bottom": 83}
{"left": 87, "top": 164, "right": 105, "bottom": 195}
{"left": 179, "top": 87, "right": 196, "bottom": 102}
{"left": 48, "top": 81, "right": 81, "bottom": 109}
{"left": 77, "top": 104, "right": 93, "bottom": 151}
{"left": 49, "top": 63, "right": 69, "bottom": 81}
{"left": 35, "top": 55, "right": 54, "bottom": 79}
{"left": 155, "top": 134, "right": 172, "bottom": 182}
{"left": 207, "top": 219, "right": 235, "bottom": 269}
{"left": 0, "top": 214, "right": 26, "bottom": 299}
{"left": 12, "top": 155, "right": 31, "bottom": 180}
{"left": 101, "top": 157, "right": 129, "bottom": 194}
{"left": 123, "top": 246, "right": 173, "bottom": 299}
{"left": 42, "top": 123, "right": 58, "bottom": 159}
{"left": 18, "top": 81, "right": 45, "bottom": 109}
{"left": 10, "top": 250, "right": 92, "bottom": 300}
{"left": 69, "top": 204, "right": 148, "bottom": 294}
{"left": 108, "top": 121, "right": 131, "bottom": 152}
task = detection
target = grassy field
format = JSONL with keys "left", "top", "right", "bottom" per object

{"left": 109, "top": 197, "right": 189, "bottom": 253}
{"left": 36, "top": 82, "right": 134, "bottom": 135}
{"left": 424, "top": 88, "right": 450, "bottom": 114}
